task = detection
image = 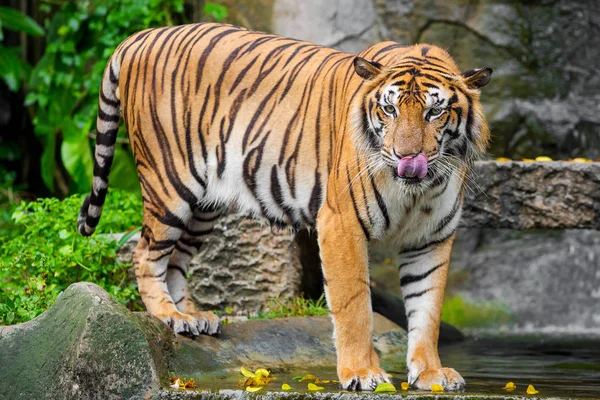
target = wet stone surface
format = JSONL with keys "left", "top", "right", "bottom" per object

{"left": 1, "top": 283, "right": 599, "bottom": 399}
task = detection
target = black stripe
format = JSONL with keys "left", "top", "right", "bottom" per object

{"left": 404, "top": 288, "right": 432, "bottom": 300}
{"left": 401, "top": 230, "right": 455, "bottom": 254}
{"left": 400, "top": 263, "right": 444, "bottom": 286}
{"left": 98, "top": 107, "right": 120, "bottom": 122}
{"left": 168, "top": 264, "right": 187, "bottom": 277}
{"left": 346, "top": 166, "right": 371, "bottom": 241}
{"left": 369, "top": 174, "right": 389, "bottom": 229}
{"left": 100, "top": 89, "right": 119, "bottom": 108}
{"left": 434, "top": 195, "right": 461, "bottom": 234}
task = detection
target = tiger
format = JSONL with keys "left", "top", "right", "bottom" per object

{"left": 77, "top": 22, "right": 491, "bottom": 391}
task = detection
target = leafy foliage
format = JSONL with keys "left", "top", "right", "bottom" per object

{"left": 0, "top": 166, "right": 24, "bottom": 240}
{"left": 441, "top": 295, "right": 513, "bottom": 328}
{"left": 0, "top": 6, "right": 44, "bottom": 91}
{"left": 255, "top": 295, "right": 329, "bottom": 319}
{"left": 0, "top": 190, "right": 143, "bottom": 325}
{"left": 25, "top": 0, "right": 186, "bottom": 194}
{"left": 203, "top": 2, "right": 228, "bottom": 22}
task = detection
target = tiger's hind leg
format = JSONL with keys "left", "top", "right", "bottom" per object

{"left": 134, "top": 201, "right": 205, "bottom": 336}
{"left": 166, "top": 206, "right": 222, "bottom": 335}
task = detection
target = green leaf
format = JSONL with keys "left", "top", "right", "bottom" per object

{"left": 374, "top": 382, "right": 397, "bottom": 393}
{"left": 116, "top": 226, "right": 142, "bottom": 248}
{"left": 108, "top": 146, "right": 140, "bottom": 192}
{"left": 0, "top": 6, "right": 44, "bottom": 36}
{"left": 203, "top": 2, "right": 228, "bottom": 22}
{"left": 40, "top": 132, "right": 56, "bottom": 192}
{"left": 0, "top": 46, "right": 31, "bottom": 92}
{"left": 61, "top": 135, "right": 93, "bottom": 193}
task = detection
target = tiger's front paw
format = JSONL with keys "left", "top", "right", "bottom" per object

{"left": 339, "top": 367, "right": 391, "bottom": 391}
{"left": 410, "top": 367, "right": 465, "bottom": 391}
{"left": 189, "top": 311, "right": 221, "bottom": 336}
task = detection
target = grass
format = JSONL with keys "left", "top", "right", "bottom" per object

{"left": 441, "top": 295, "right": 513, "bottom": 328}
{"left": 254, "top": 295, "right": 329, "bottom": 320}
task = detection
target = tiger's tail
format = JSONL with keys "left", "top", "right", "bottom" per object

{"left": 78, "top": 54, "right": 121, "bottom": 236}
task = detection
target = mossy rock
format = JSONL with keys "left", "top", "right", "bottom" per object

{"left": 0, "top": 283, "right": 407, "bottom": 399}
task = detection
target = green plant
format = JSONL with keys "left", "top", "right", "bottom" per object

{"left": 441, "top": 295, "right": 513, "bottom": 329}
{"left": 0, "top": 6, "right": 44, "bottom": 91}
{"left": 255, "top": 295, "right": 329, "bottom": 319}
{"left": 25, "top": 0, "right": 186, "bottom": 195}
{"left": 203, "top": 2, "right": 228, "bottom": 22}
{"left": 0, "top": 190, "right": 143, "bottom": 325}
{"left": 0, "top": 166, "right": 25, "bottom": 240}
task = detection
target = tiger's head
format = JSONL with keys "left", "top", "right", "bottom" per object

{"left": 352, "top": 45, "right": 491, "bottom": 189}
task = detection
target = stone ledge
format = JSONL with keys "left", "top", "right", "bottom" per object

{"left": 463, "top": 161, "right": 600, "bottom": 229}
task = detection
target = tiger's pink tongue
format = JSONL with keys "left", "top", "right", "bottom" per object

{"left": 397, "top": 153, "right": 428, "bottom": 179}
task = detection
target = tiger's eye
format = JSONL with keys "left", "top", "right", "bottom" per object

{"left": 383, "top": 105, "right": 396, "bottom": 114}
{"left": 428, "top": 107, "right": 444, "bottom": 117}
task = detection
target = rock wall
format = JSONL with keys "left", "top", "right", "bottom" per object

{"left": 220, "top": 0, "right": 600, "bottom": 160}
{"left": 119, "top": 213, "right": 302, "bottom": 315}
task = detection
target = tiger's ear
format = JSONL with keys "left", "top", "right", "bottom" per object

{"left": 354, "top": 57, "right": 383, "bottom": 80}
{"left": 461, "top": 67, "right": 492, "bottom": 89}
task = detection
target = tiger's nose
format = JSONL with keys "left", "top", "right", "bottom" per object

{"left": 393, "top": 148, "right": 422, "bottom": 159}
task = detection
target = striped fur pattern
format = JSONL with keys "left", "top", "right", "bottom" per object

{"left": 77, "top": 23, "right": 491, "bottom": 391}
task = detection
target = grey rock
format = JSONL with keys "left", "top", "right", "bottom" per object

{"left": 451, "top": 227, "right": 600, "bottom": 333}
{"left": 0, "top": 282, "right": 175, "bottom": 400}
{"left": 118, "top": 213, "right": 303, "bottom": 315}
{"left": 463, "top": 161, "right": 600, "bottom": 229}
{"left": 0, "top": 283, "right": 407, "bottom": 399}
{"left": 272, "top": 0, "right": 385, "bottom": 53}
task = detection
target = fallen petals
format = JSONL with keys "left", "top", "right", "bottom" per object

{"left": 240, "top": 366, "right": 256, "bottom": 378}
{"left": 527, "top": 384, "right": 539, "bottom": 394}
{"left": 299, "top": 374, "right": 316, "bottom": 382}
{"left": 246, "top": 386, "right": 262, "bottom": 392}
{"left": 535, "top": 156, "right": 553, "bottom": 162}
{"left": 521, "top": 158, "right": 535, "bottom": 162}
{"left": 255, "top": 368, "right": 270, "bottom": 377}
{"left": 308, "top": 383, "right": 324, "bottom": 391}
{"left": 570, "top": 158, "right": 592, "bottom": 163}
{"left": 314, "top": 378, "right": 330, "bottom": 384}
{"left": 183, "top": 378, "right": 196, "bottom": 389}
{"left": 504, "top": 382, "right": 516, "bottom": 391}
{"left": 374, "top": 382, "right": 396, "bottom": 393}
{"left": 431, "top": 383, "right": 444, "bottom": 392}
{"left": 496, "top": 157, "right": 511, "bottom": 162}
{"left": 170, "top": 378, "right": 182, "bottom": 389}
{"left": 401, "top": 382, "right": 409, "bottom": 390}
{"left": 281, "top": 383, "right": 292, "bottom": 390}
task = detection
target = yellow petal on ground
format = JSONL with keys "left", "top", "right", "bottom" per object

{"left": 246, "top": 386, "right": 262, "bottom": 392}
{"left": 315, "top": 378, "right": 330, "bottom": 384}
{"left": 240, "top": 366, "right": 257, "bottom": 378}
{"left": 281, "top": 383, "right": 292, "bottom": 390}
{"left": 526, "top": 384, "right": 539, "bottom": 394}
{"left": 401, "top": 382, "right": 409, "bottom": 390}
{"left": 504, "top": 381, "right": 516, "bottom": 390}
{"left": 535, "top": 156, "right": 553, "bottom": 161}
{"left": 308, "top": 383, "right": 324, "bottom": 391}
{"left": 521, "top": 158, "right": 535, "bottom": 162}
{"left": 299, "top": 374, "right": 316, "bottom": 382}
{"left": 570, "top": 157, "right": 592, "bottom": 162}
{"left": 496, "top": 157, "right": 511, "bottom": 162}
{"left": 183, "top": 378, "right": 196, "bottom": 389}
{"left": 170, "top": 378, "right": 182, "bottom": 389}
{"left": 431, "top": 383, "right": 444, "bottom": 392}
{"left": 255, "top": 368, "right": 270, "bottom": 377}
{"left": 374, "top": 382, "right": 397, "bottom": 393}
{"left": 331, "top": 380, "right": 339, "bottom": 383}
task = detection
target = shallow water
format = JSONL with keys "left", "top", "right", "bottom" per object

{"left": 186, "top": 336, "right": 600, "bottom": 398}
